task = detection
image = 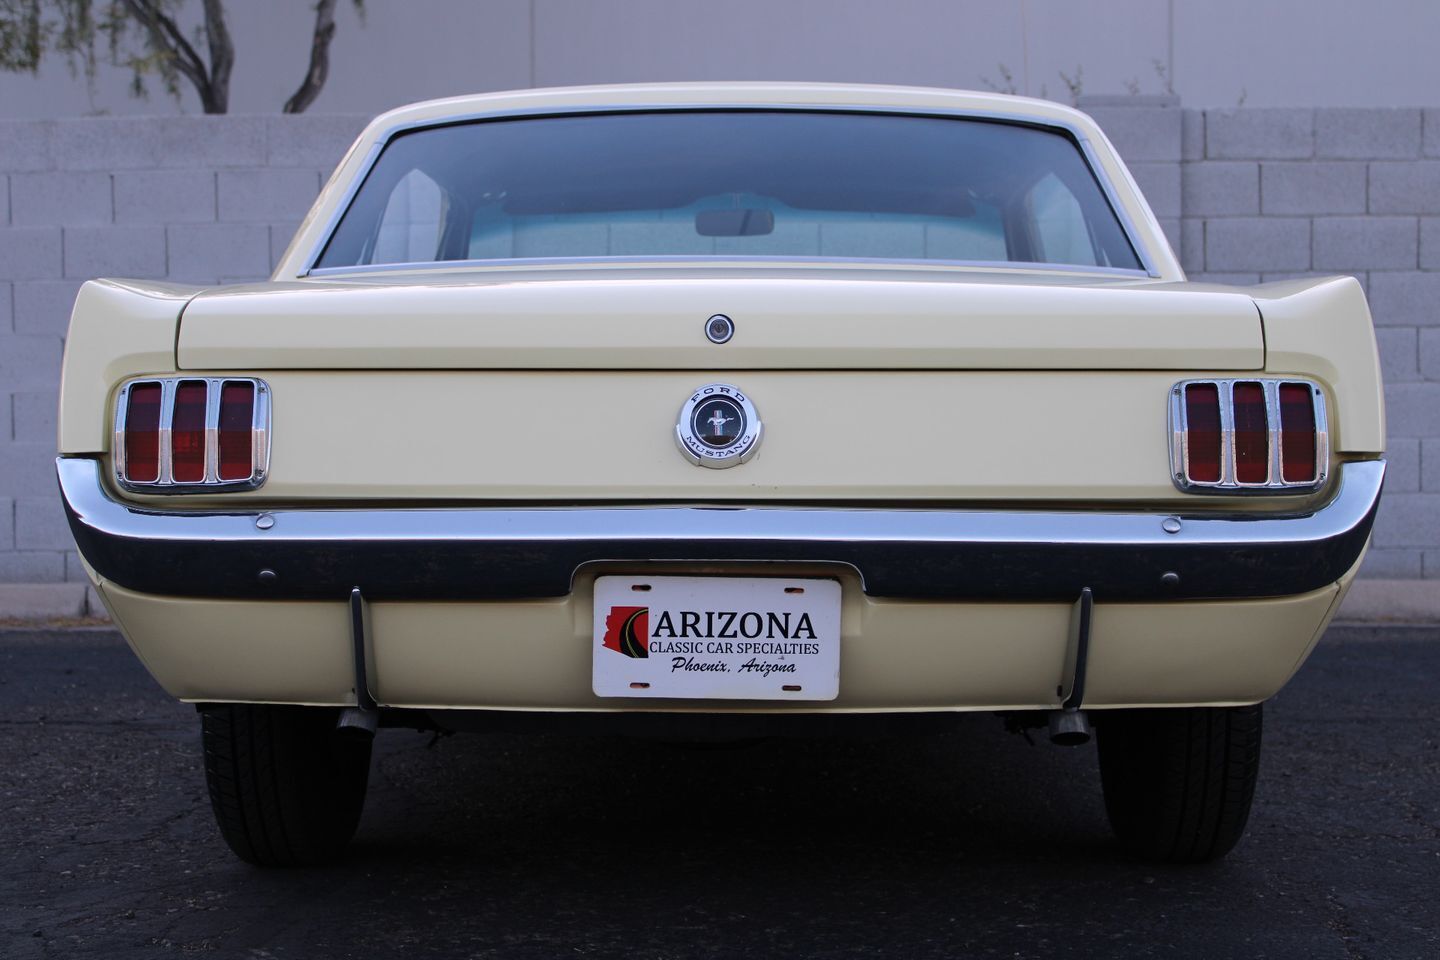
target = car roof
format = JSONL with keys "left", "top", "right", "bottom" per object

{"left": 366, "top": 82, "right": 1101, "bottom": 135}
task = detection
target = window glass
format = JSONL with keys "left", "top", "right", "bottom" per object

{"left": 316, "top": 111, "right": 1142, "bottom": 272}
{"left": 1030, "top": 173, "right": 1099, "bottom": 266}
{"left": 371, "top": 170, "right": 444, "bottom": 264}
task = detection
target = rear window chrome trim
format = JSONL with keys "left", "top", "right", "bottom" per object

{"left": 305, "top": 255, "right": 1155, "bottom": 280}
{"left": 297, "top": 104, "right": 1161, "bottom": 280}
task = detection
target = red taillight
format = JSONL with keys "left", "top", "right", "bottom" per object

{"left": 117, "top": 377, "right": 266, "bottom": 490}
{"left": 123, "top": 383, "right": 162, "bottom": 483}
{"left": 1174, "top": 378, "right": 1324, "bottom": 491}
{"left": 217, "top": 381, "right": 256, "bottom": 481}
{"left": 1184, "top": 383, "right": 1222, "bottom": 483}
{"left": 1279, "top": 383, "right": 1317, "bottom": 483}
{"left": 170, "top": 380, "right": 209, "bottom": 483}
{"left": 1231, "top": 382, "right": 1269, "bottom": 484}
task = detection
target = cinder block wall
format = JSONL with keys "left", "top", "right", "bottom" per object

{"left": 0, "top": 102, "right": 1436, "bottom": 582}
{"left": 0, "top": 115, "right": 367, "bottom": 583}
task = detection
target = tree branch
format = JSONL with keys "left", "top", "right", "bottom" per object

{"left": 201, "top": 0, "right": 231, "bottom": 111}
{"left": 118, "top": 0, "right": 222, "bottom": 112}
{"left": 283, "top": 0, "right": 337, "bottom": 114}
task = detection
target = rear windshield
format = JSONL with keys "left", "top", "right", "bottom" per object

{"left": 314, "top": 110, "right": 1143, "bottom": 272}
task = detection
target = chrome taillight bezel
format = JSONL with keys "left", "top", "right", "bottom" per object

{"left": 1169, "top": 378, "right": 1328, "bottom": 494}
{"left": 114, "top": 377, "right": 271, "bottom": 493}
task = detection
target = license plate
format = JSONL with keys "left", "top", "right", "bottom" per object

{"left": 592, "top": 576, "right": 841, "bottom": 701}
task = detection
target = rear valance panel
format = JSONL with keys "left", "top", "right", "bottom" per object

{"left": 176, "top": 274, "right": 1263, "bottom": 371}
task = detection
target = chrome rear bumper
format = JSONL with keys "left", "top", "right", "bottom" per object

{"left": 58, "top": 457, "right": 1383, "bottom": 603}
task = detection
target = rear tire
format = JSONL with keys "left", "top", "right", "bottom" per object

{"left": 201, "top": 704, "right": 371, "bottom": 867}
{"left": 1097, "top": 704, "right": 1262, "bottom": 863}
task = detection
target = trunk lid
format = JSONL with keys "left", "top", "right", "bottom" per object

{"left": 177, "top": 265, "right": 1262, "bottom": 371}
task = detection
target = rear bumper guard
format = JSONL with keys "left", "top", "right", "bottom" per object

{"left": 58, "top": 456, "right": 1384, "bottom": 603}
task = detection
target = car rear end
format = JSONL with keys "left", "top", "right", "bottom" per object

{"left": 55, "top": 84, "right": 1386, "bottom": 865}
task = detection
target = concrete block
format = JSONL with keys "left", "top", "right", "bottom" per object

{"left": 0, "top": 497, "right": 10, "bottom": 548}
{"left": 1190, "top": 272, "right": 1260, "bottom": 286}
{"left": 1370, "top": 493, "right": 1440, "bottom": 547}
{"left": 64, "top": 550, "right": 86, "bottom": 582}
{"left": 266, "top": 115, "right": 369, "bottom": 169}
{"left": 12, "top": 280, "right": 84, "bottom": 337}
{"left": 217, "top": 169, "right": 322, "bottom": 222}
{"left": 166, "top": 224, "right": 271, "bottom": 282}
{"left": 1158, "top": 218, "right": 1180, "bottom": 256}
{"left": 0, "top": 121, "right": 54, "bottom": 173}
{"left": 15, "top": 496, "right": 71, "bottom": 551}
{"left": 0, "top": 333, "right": 61, "bottom": 388}
{"left": 1078, "top": 103, "right": 1181, "bottom": 163}
{"left": 8, "top": 171, "right": 112, "bottom": 226}
{"left": 0, "top": 443, "right": 58, "bottom": 497}
{"left": 1421, "top": 328, "right": 1440, "bottom": 380}
{"left": 1368, "top": 272, "right": 1440, "bottom": 326}
{"left": 51, "top": 117, "right": 166, "bottom": 170}
{"left": 1425, "top": 439, "right": 1440, "bottom": 492}
{"left": 0, "top": 175, "right": 8, "bottom": 225}
{"left": 0, "top": 281, "right": 11, "bottom": 329}
{"left": 1205, "top": 109, "right": 1313, "bottom": 160}
{"left": 1204, "top": 217, "right": 1309, "bottom": 272}
{"left": 1423, "top": 218, "right": 1440, "bottom": 270}
{"left": 0, "top": 582, "right": 85, "bottom": 616}
{"left": 154, "top": 116, "right": 266, "bottom": 168}
{"left": 0, "top": 552, "right": 66, "bottom": 583}
{"left": 1313, "top": 217, "right": 1416, "bottom": 271}
{"left": 0, "top": 393, "right": 9, "bottom": 441}
{"left": 1316, "top": 108, "right": 1421, "bottom": 159}
{"left": 1182, "top": 110, "right": 1204, "bottom": 161}
{"left": 1425, "top": 109, "right": 1440, "bottom": 158}
{"left": 1130, "top": 163, "right": 1181, "bottom": 218}
{"left": 1387, "top": 437, "right": 1420, "bottom": 492}
{"left": 12, "top": 391, "right": 58, "bottom": 444}
{"left": 0, "top": 228, "right": 63, "bottom": 280}
{"left": 1259, "top": 270, "right": 1366, "bottom": 292}
{"left": 1376, "top": 327, "right": 1420, "bottom": 382}
{"left": 1385, "top": 382, "right": 1440, "bottom": 437}
{"left": 114, "top": 170, "right": 217, "bottom": 223}
{"left": 1426, "top": 553, "right": 1440, "bottom": 580}
{"left": 1357, "top": 548, "right": 1422, "bottom": 579}
{"left": 1337, "top": 579, "right": 1440, "bottom": 620}
{"left": 1178, "top": 219, "right": 1203, "bottom": 272}
{"left": 1369, "top": 162, "right": 1440, "bottom": 215}
{"left": 270, "top": 222, "right": 303, "bottom": 270}
{"left": 1182, "top": 161, "right": 1258, "bottom": 216}
{"left": 63, "top": 225, "right": 167, "bottom": 279}
{"left": 1261, "top": 162, "right": 1367, "bottom": 215}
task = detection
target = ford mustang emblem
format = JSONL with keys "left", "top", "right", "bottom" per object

{"left": 676, "top": 384, "right": 762, "bottom": 468}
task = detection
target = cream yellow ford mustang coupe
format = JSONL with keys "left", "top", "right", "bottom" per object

{"left": 57, "top": 83, "right": 1385, "bottom": 866}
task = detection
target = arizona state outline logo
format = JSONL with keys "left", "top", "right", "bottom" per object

{"left": 601, "top": 606, "right": 649, "bottom": 659}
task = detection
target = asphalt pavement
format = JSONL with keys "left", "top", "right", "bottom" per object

{"left": 1, "top": 625, "right": 1436, "bottom": 959}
